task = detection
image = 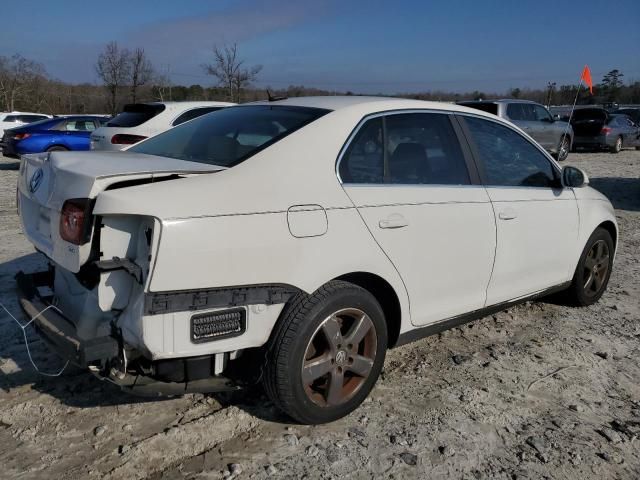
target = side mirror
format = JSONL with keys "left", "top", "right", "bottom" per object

{"left": 562, "top": 166, "right": 589, "bottom": 188}
{"left": 553, "top": 114, "right": 561, "bottom": 120}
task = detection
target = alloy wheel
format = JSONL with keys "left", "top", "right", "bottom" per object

{"left": 302, "top": 308, "right": 377, "bottom": 407}
{"left": 558, "top": 137, "right": 570, "bottom": 161}
{"left": 583, "top": 240, "right": 610, "bottom": 297}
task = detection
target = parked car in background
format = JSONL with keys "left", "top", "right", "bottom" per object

{"left": 1, "top": 115, "right": 110, "bottom": 157}
{"left": 17, "top": 97, "right": 617, "bottom": 424}
{"left": 458, "top": 99, "right": 573, "bottom": 161}
{"left": 571, "top": 108, "right": 640, "bottom": 153}
{"left": 90, "top": 101, "right": 234, "bottom": 151}
{"left": 0, "top": 111, "right": 52, "bottom": 137}
{"left": 612, "top": 107, "right": 640, "bottom": 126}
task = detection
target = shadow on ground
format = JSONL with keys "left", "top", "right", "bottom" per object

{"left": 589, "top": 176, "right": 640, "bottom": 212}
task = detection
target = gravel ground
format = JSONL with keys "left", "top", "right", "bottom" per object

{"left": 0, "top": 150, "right": 639, "bottom": 479}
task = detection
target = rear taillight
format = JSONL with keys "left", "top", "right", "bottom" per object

{"left": 601, "top": 127, "right": 612, "bottom": 134}
{"left": 13, "top": 133, "right": 30, "bottom": 140}
{"left": 111, "top": 134, "right": 147, "bottom": 145}
{"left": 60, "top": 198, "right": 93, "bottom": 245}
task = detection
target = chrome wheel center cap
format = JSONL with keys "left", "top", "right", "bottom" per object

{"left": 335, "top": 350, "right": 348, "bottom": 365}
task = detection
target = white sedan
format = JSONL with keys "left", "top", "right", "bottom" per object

{"left": 0, "top": 111, "right": 52, "bottom": 137}
{"left": 89, "top": 101, "right": 234, "bottom": 150}
{"left": 17, "top": 97, "right": 617, "bottom": 424}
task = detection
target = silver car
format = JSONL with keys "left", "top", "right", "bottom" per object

{"left": 458, "top": 99, "right": 573, "bottom": 161}
{"left": 571, "top": 108, "right": 640, "bottom": 153}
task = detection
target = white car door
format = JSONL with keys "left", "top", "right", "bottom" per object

{"left": 339, "top": 112, "right": 496, "bottom": 326}
{"left": 459, "top": 114, "right": 579, "bottom": 305}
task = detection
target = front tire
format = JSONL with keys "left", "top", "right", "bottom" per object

{"left": 610, "top": 136, "right": 622, "bottom": 153}
{"left": 263, "top": 280, "right": 387, "bottom": 424}
{"left": 566, "top": 228, "right": 614, "bottom": 306}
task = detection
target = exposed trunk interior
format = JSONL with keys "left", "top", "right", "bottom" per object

{"left": 571, "top": 108, "right": 609, "bottom": 137}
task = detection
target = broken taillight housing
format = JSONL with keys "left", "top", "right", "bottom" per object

{"left": 111, "top": 134, "right": 147, "bottom": 145}
{"left": 13, "top": 133, "right": 31, "bottom": 140}
{"left": 60, "top": 198, "right": 93, "bottom": 245}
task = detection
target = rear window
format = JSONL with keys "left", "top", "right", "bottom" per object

{"left": 107, "top": 104, "right": 166, "bottom": 127}
{"left": 459, "top": 102, "right": 498, "bottom": 115}
{"left": 172, "top": 107, "right": 223, "bottom": 126}
{"left": 129, "top": 105, "right": 330, "bottom": 168}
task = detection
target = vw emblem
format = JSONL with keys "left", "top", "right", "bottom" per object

{"left": 335, "top": 350, "right": 348, "bottom": 365}
{"left": 29, "top": 168, "right": 44, "bottom": 193}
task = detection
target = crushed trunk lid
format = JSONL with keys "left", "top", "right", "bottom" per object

{"left": 17, "top": 151, "right": 222, "bottom": 272}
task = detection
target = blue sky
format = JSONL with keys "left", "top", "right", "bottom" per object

{"left": 1, "top": 0, "right": 639, "bottom": 93}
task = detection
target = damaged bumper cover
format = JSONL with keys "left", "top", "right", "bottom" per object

{"left": 15, "top": 270, "right": 119, "bottom": 368}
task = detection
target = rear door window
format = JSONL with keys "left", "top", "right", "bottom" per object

{"left": 339, "top": 113, "right": 470, "bottom": 185}
{"left": 385, "top": 113, "right": 470, "bottom": 185}
{"left": 506, "top": 104, "right": 526, "bottom": 120}
{"left": 107, "top": 104, "right": 166, "bottom": 127}
{"left": 463, "top": 116, "right": 558, "bottom": 188}
{"left": 172, "top": 107, "right": 222, "bottom": 126}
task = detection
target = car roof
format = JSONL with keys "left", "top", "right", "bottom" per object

{"left": 460, "top": 99, "right": 539, "bottom": 105}
{"left": 143, "top": 101, "right": 235, "bottom": 109}
{"left": 245, "top": 95, "right": 498, "bottom": 118}
{"left": 2, "top": 111, "right": 51, "bottom": 115}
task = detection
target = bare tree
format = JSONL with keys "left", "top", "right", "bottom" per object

{"left": 95, "top": 41, "right": 131, "bottom": 114}
{"left": 202, "top": 43, "right": 262, "bottom": 102}
{"left": 0, "top": 54, "right": 47, "bottom": 111}
{"left": 152, "top": 72, "right": 172, "bottom": 102}
{"left": 129, "top": 48, "right": 153, "bottom": 103}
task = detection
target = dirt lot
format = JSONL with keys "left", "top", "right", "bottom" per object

{"left": 0, "top": 150, "right": 639, "bottom": 479}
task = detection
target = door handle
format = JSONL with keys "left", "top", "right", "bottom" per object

{"left": 498, "top": 209, "right": 517, "bottom": 220}
{"left": 379, "top": 214, "right": 408, "bottom": 229}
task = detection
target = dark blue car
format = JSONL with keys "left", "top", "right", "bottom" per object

{"left": 1, "top": 115, "right": 110, "bottom": 157}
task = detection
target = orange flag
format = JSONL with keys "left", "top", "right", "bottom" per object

{"left": 581, "top": 65, "right": 594, "bottom": 95}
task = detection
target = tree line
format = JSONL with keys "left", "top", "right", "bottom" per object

{"left": 1, "top": 43, "right": 639, "bottom": 116}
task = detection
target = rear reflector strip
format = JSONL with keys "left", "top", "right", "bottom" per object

{"left": 190, "top": 308, "right": 246, "bottom": 343}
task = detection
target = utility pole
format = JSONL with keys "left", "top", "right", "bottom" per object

{"left": 546, "top": 82, "right": 556, "bottom": 108}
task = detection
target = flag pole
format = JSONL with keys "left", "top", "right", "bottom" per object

{"left": 561, "top": 78, "right": 583, "bottom": 151}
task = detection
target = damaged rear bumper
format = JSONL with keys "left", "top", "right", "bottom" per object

{"left": 15, "top": 269, "right": 245, "bottom": 395}
{"left": 15, "top": 270, "right": 119, "bottom": 368}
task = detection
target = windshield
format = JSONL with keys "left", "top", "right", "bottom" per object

{"left": 129, "top": 105, "right": 330, "bottom": 168}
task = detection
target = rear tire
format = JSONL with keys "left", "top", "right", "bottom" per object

{"left": 263, "top": 280, "right": 387, "bottom": 424}
{"left": 46, "top": 146, "right": 68, "bottom": 152}
{"left": 565, "top": 228, "right": 614, "bottom": 306}
{"left": 610, "top": 136, "right": 622, "bottom": 153}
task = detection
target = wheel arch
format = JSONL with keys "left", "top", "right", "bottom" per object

{"left": 46, "top": 144, "right": 69, "bottom": 152}
{"left": 333, "top": 271, "right": 403, "bottom": 347}
{"left": 597, "top": 220, "right": 618, "bottom": 251}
